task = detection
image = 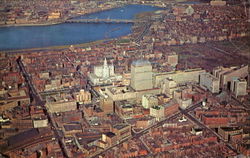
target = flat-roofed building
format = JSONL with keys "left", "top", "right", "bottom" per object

{"left": 210, "top": 0, "right": 226, "bottom": 6}
{"left": 213, "top": 65, "right": 248, "bottom": 90}
{"left": 76, "top": 89, "right": 91, "bottom": 104}
{"left": 154, "top": 68, "right": 205, "bottom": 88}
{"left": 178, "top": 98, "right": 192, "bottom": 109}
{"left": 63, "top": 124, "right": 82, "bottom": 136}
{"left": 114, "top": 101, "right": 134, "bottom": 119}
{"left": 33, "top": 118, "right": 48, "bottom": 128}
{"left": 160, "top": 78, "right": 178, "bottom": 97}
{"left": 111, "top": 124, "right": 131, "bottom": 140}
{"left": 142, "top": 94, "right": 158, "bottom": 109}
{"left": 46, "top": 100, "right": 77, "bottom": 113}
{"left": 101, "top": 85, "right": 160, "bottom": 102}
{"left": 166, "top": 53, "right": 178, "bottom": 67}
{"left": 100, "top": 97, "right": 113, "bottom": 114}
{"left": 105, "top": 86, "right": 137, "bottom": 101}
{"left": 150, "top": 105, "right": 165, "bottom": 121}
{"left": 136, "top": 116, "right": 156, "bottom": 129}
{"left": 218, "top": 127, "right": 243, "bottom": 141}
{"left": 231, "top": 78, "right": 247, "bottom": 97}
{"left": 131, "top": 60, "right": 153, "bottom": 91}
{"left": 0, "top": 89, "right": 30, "bottom": 112}
{"left": 202, "top": 115, "right": 229, "bottom": 128}
{"left": 163, "top": 100, "right": 179, "bottom": 116}
{"left": 200, "top": 72, "right": 220, "bottom": 93}
{"left": 102, "top": 132, "right": 117, "bottom": 147}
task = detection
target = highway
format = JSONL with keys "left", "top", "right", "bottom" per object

{"left": 5, "top": 135, "right": 54, "bottom": 154}
{"left": 4, "top": 135, "right": 53, "bottom": 154}
{"left": 133, "top": 21, "right": 151, "bottom": 43}
{"left": 133, "top": 7, "right": 170, "bottom": 44}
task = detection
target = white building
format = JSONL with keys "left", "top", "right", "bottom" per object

{"left": 231, "top": 78, "right": 247, "bottom": 97}
{"left": 178, "top": 98, "right": 192, "bottom": 109}
{"left": 160, "top": 78, "right": 178, "bottom": 97}
{"left": 200, "top": 73, "right": 220, "bottom": 93}
{"left": 142, "top": 94, "right": 158, "bottom": 109}
{"left": 88, "top": 58, "right": 122, "bottom": 85}
{"left": 131, "top": 60, "right": 153, "bottom": 91}
{"left": 150, "top": 106, "right": 164, "bottom": 121}
{"left": 33, "top": 118, "right": 48, "bottom": 128}
{"left": 94, "top": 58, "right": 114, "bottom": 78}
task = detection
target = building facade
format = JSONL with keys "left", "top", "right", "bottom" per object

{"left": 150, "top": 105, "right": 165, "bottom": 121}
{"left": 142, "top": 94, "right": 158, "bottom": 109}
{"left": 154, "top": 68, "right": 206, "bottom": 88}
{"left": 213, "top": 65, "right": 248, "bottom": 89}
{"left": 231, "top": 78, "right": 247, "bottom": 97}
{"left": 200, "top": 73, "right": 220, "bottom": 93}
{"left": 88, "top": 58, "right": 122, "bottom": 85}
{"left": 131, "top": 60, "right": 153, "bottom": 91}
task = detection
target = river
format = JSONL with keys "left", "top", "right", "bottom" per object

{"left": 0, "top": 5, "right": 161, "bottom": 51}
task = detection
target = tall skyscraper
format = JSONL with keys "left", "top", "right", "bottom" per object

{"left": 130, "top": 60, "right": 153, "bottom": 91}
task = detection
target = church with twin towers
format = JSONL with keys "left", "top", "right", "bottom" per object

{"left": 88, "top": 58, "right": 122, "bottom": 85}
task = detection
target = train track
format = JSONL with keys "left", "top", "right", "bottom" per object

{"left": 5, "top": 135, "right": 54, "bottom": 154}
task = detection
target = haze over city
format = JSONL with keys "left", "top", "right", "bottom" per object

{"left": 0, "top": 0, "right": 249, "bottom": 158}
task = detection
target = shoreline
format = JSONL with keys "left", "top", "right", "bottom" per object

{"left": 0, "top": 4, "right": 161, "bottom": 53}
{"left": 0, "top": 3, "right": 163, "bottom": 28}
{"left": 0, "top": 37, "right": 120, "bottom": 54}
{"left": 0, "top": 4, "right": 126, "bottom": 28}
{"left": 0, "top": 21, "right": 64, "bottom": 28}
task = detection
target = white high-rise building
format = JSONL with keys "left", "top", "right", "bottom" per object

{"left": 130, "top": 60, "right": 153, "bottom": 91}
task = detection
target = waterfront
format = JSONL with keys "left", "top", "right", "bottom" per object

{"left": 0, "top": 5, "right": 161, "bottom": 51}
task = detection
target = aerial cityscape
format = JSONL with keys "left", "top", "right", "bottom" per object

{"left": 0, "top": 0, "right": 249, "bottom": 157}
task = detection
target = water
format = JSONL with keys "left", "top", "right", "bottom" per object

{"left": 0, "top": 5, "right": 161, "bottom": 50}
{"left": 179, "top": 1, "right": 202, "bottom": 4}
{"left": 77, "top": 5, "right": 159, "bottom": 20}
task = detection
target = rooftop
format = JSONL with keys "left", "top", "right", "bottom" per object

{"left": 113, "top": 124, "right": 129, "bottom": 130}
{"left": 105, "top": 132, "right": 116, "bottom": 138}
{"left": 131, "top": 60, "right": 151, "bottom": 67}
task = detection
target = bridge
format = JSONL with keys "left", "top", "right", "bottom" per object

{"left": 65, "top": 18, "right": 144, "bottom": 24}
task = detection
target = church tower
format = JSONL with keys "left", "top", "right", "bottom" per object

{"left": 103, "top": 58, "right": 110, "bottom": 78}
{"left": 109, "top": 61, "right": 115, "bottom": 76}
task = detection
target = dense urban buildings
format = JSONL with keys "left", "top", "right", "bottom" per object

{"left": 0, "top": 0, "right": 249, "bottom": 158}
